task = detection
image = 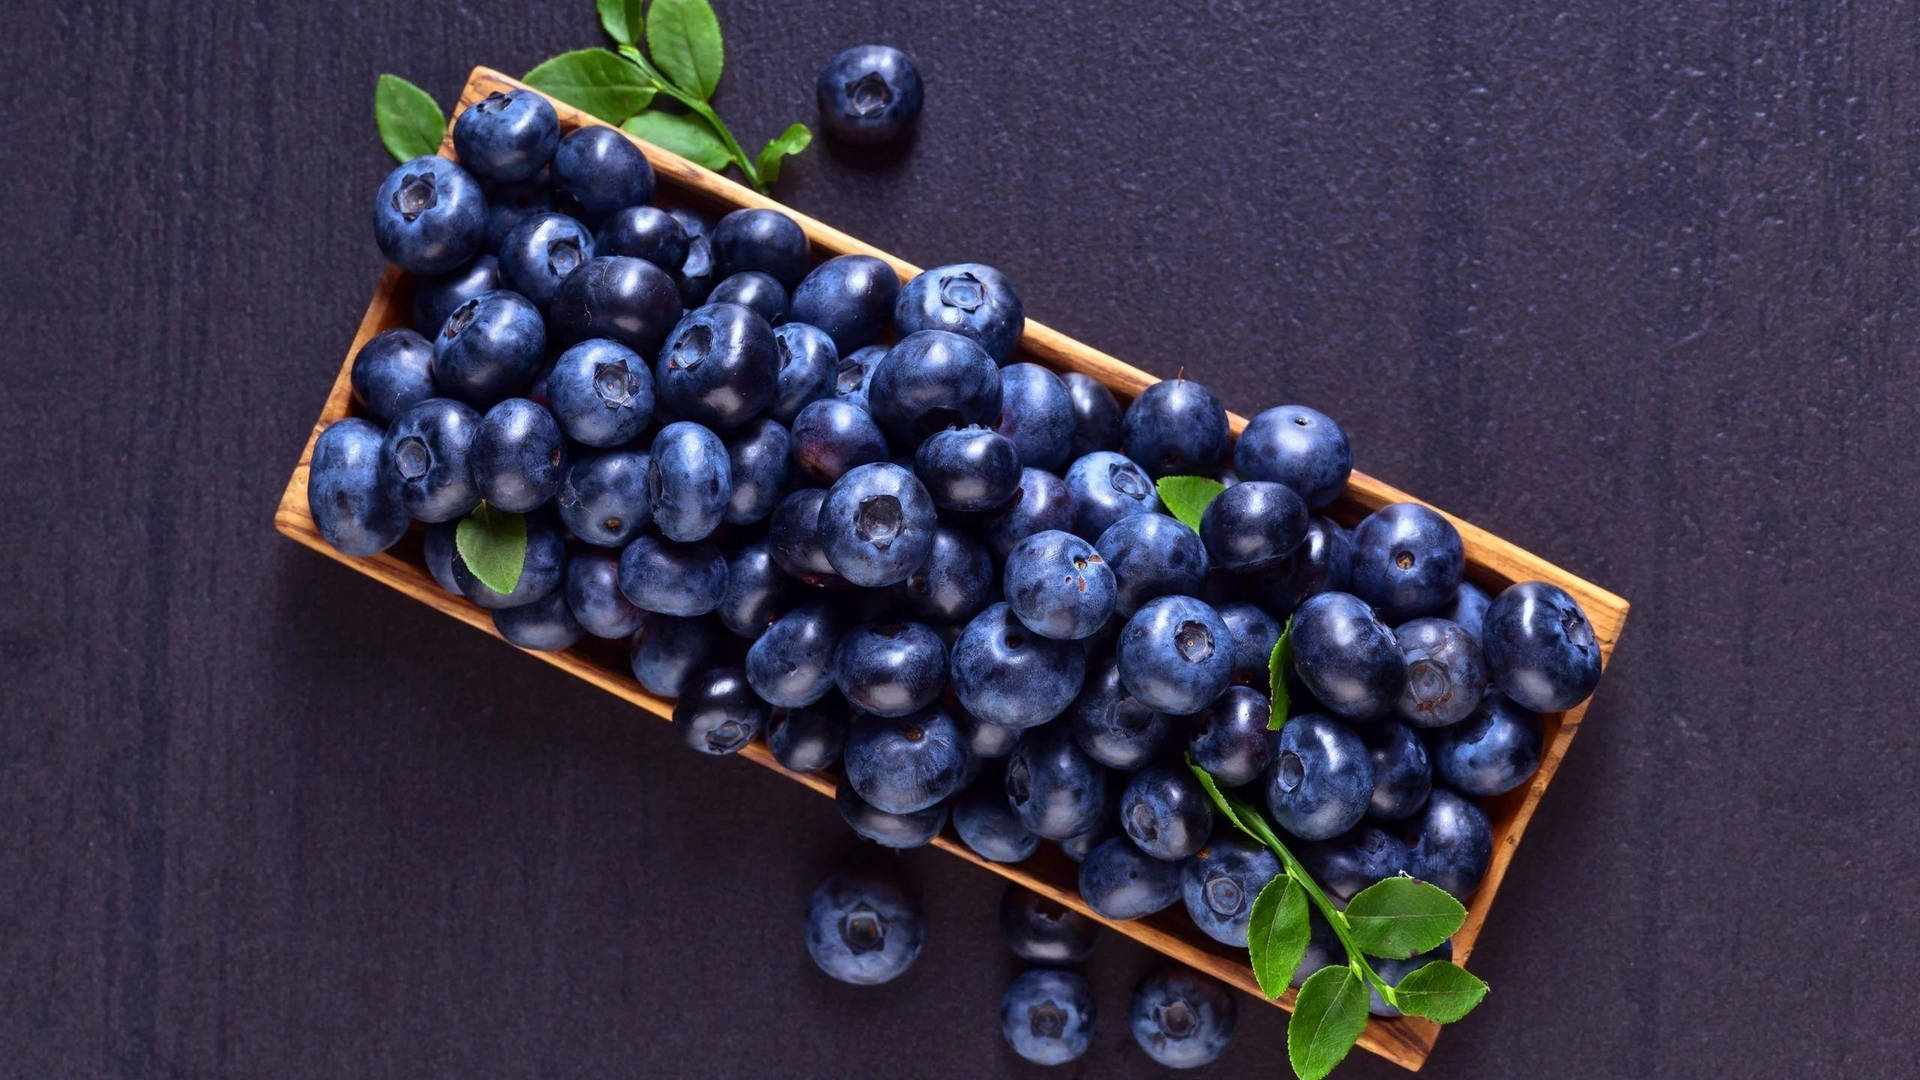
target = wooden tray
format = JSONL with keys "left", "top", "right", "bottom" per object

{"left": 275, "top": 66, "right": 1628, "bottom": 1073}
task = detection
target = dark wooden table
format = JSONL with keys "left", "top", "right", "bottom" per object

{"left": 6, "top": 2, "right": 1917, "bottom": 1077}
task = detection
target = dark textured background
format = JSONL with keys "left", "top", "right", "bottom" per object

{"left": 5, "top": 1, "right": 1918, "bottom": 1077}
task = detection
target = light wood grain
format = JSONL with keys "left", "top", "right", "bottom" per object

{"left": 274, "top": 66, "right": 1629, "bottom": 1074}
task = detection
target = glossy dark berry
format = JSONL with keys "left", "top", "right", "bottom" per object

{"left": 452, "top": 514, "right": 566, "bottom": 609}
{"left": 818, "top": 463, "right": 937, "bottom": 587}
{"left": 593, "top": 205, "right": 689, "bottom": 270}
{"left": 951, "top": 603, "right": 1086, "bottom": 730}
{"left": 914, "top": 427, "right": 1021, "bottom": 512}
{"left": 423, "top": 520, "right": 461, "bottom": 593}
{"left": 655, "top": 302, "right": 779, "bottom": 429}
{"left": 380, "top": 397, "right": 482, "bottom": 522}
{"left": 1404, "top": 788, "right": 1492, "bottom": 899}
{"left": 894, "top": 526, "right": 995, "bottom": 625}
{"left": 549, "top": 255, "right": 684, "bottom": 357}
{"left": 557, "top": 449, "right": 650, "bottom": 547}
{"left": 1000, "top": 885, "right": 1100, "bottom": 963}
{"left": 472, "top": 397, "right": 566, "bottom": 512}
{"left": 1119, "top": 763, "right": 1212, "bottom": 861}
{"left": 628, "top": 612, "right": 716, "bottom": 697}
{"left": 1057, "top": 823, "right": 1112, "bottom": 863}
{"left": 309, "top": 418, "right": 409, "bottom": 556}
{"left": 616, "top": 535, "right": 727, "bottom": 616}
{"left": 492, "top": 587, "right": 584, "bottom": 651}
{"left": 833, "top": 622, "right": 948, "bottom": 718}
{"left": 996, "top": 363, "right": 1074, "bottom": 473}
{"left": 707, "top": 270, "right": 788, "bottom": 325}
{"left": 766, "top": 699, "right": 850, "bottom": 773}
{"left": 832, "top": 344, "right": 886, "bottom": 411}
{"left": 709, "top": 208, "right": 810, "bottom": 287}
{"left": 1200, "top": 480, "right": 1308, "bottom": 572}
{"left": 1265, "top": 713, "right": 1373, "bottom": 841}
{"left": 1290, "top": 591, "right": 1407, "bottom": 720}
{"left": 806, "top": 872, "right": 924, "bottom": 985}
{"left": 1078, "top": 836, "right": 1181, "bottom": 920}
{"left": 722, "top": 417, "right": 790, "bottom": 526}
{"left": 1351, "top": 502, "right": 1465, "bottom": 623}
{"left": 432, "top": 289, "right": 546, "bottom": 405}
{"left": 1003, "top": 721, "right": 1107, "bottom": 839}
{"left": 546, "top": 338, "right": 653, "bottom": 448}
{"left": 1481, "top": 581, "right": 1602, "bottom": 712}
{"left": 1187, "top": 685, "right": 1273, "bottom": 787}
{"left": 1219, "top": 602, "right": 1282, "bottom": 688}
{"left": 769, "top": 322, "right": 839, "bottom": 423}
{"left": 1299, "top": 824, "right": 1412, "bottom": 903}
{"left": 1395, "top": 617, "right": 1488, "bottom": 727}
{"left": 565, "top": 547, "right": 647, "bottom": 639}
{"left": 836, "top": 780, "right": 948, "bottom": 849}
{"left": 1235, "top": 404, "right": 1353, "bottom": 508}
{"left": 1121, "top": 377, "right": 1229, "bottom": 477}
{"left": 1445, "top": 581, "right": 1492, "bottom": 644}
{"left": 895, "top": 263, "right": 1025, "bottom": 362}
{"left": 1116, "top": 595, "right": 1232, "bottom": 714}
{"left": 373, "top": 156, "right": 486, "bottom": 274}
{"left": 956, "top": 707, "right": 1023, "bottom": 760}
{"left": 350, "top": 328, "right": 437, "bottom": 424}
{"left": 451, "top": 87, "right": 561, "bottom": 184}
{"left": 550, "top": 124, "right": 654, "bottom": 223}
{"left": 953, "top": 780, "right": 1041, "bottom": 863}
{"left": 647, "top": 421, "right": 731, "bottom": 542}
{"left": 1065, "top": 451, "right": 1160, "bottom": 539}
{"left": 1068, "top": 659, "right": 1172, "bottom": 771}
{"left": 789, "top": 398, "right": 888, "bottom": 486}
{"left": 789, "top": 254, "right": 899, "bottom": 352}
{"left": 1432, "top": 694, "right": 1544, "bottom": 796}
{"left": 999, "top": 969, "right": 1094, "bottom": 1066}
{"left": 1287, "top": 515, "right": 1354, "bottom": 602}
{"left": 1004, "top": 530, "right": 1114, "bottom": 640}
{"left": 843, "top": 707, "right": 967, "bottom": 814}
{"left": 1130, "top": 968, "right": 1236, "bottom": 1069}
{"left": 1182, "top": 834, "right": 1283, "bottom": 946}
{"left": 747, "top": 604, "right": 843, "bottom": 707}
{"left": 716, "top": 540, "right": 790, "bottom": 637}
{"left": 411, "top": 254, "right": 502, "bottom": 338}
{"left": 497, "top": 212, "right": 594, "bottom": 308}
{"left": 1363, "top": 720, "right": 1433, "bottom": 822}
{"left": 666, "top": 206, "right": 717, "bottom": 305}
{"left": 673, "top": 667, "right": 763, "bottom": 754}
{"left": 983, "top": 468, "right": 1077, "bottom": 560}
{"left": 867, "top": 330, "right": 1002, "bottom": 446}
{"left": 1063, "top": 371, "right": 1123, "bottom": 458}
{"left": 1095, "top": 511, "right": 1209, "bottom": 617}
{"left": 816, "top": 45, "right": 924, "bottom": 146}
{"left": 767, "top": 488, "right": 844, "bottom": 587}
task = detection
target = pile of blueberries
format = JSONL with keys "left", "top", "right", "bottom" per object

{"left": 309, "top": 84, "right": 1604, "bottom": 1070}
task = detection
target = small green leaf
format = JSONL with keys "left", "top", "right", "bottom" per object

{"left": 1287, "top": 965, "right": 1370, "bottom": 1080}
{"left": 596, "top": 0, "right": 645, "bottom": 45}
{"left": 374, "top": 74, "right": 445, "bottom": 161}
{"left": 455, "top": 503, "right": 527, "bottom": 596}
{"left": 1155, "top": 475, "right": 1224, "bottom": 531}
{"left": 647, "top": 0, "right": 725, "bottom": 100}
{"left": 754, "top": 123, "right": 812, "bottom": 185}
{"left": 621, "top": 110, "right": 730, "bottom": 170}
{"left": 1247, "top": 876, "right": 1310, "bottom": 999}
{"left": 1343, "top": 877, "right": 1467, "bottom": 959}
{"left": 524, "top": 49, "right": 656, "bottom": 123}
{"left": 1390, "top": 961, "right": 1488, "bottom": 1023}
{"left": 1268, "top": 614, "right": 1294, "bottom": 730}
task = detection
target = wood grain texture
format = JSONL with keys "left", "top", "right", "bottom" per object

{"left": 273, "top": 67, "right": 1626, "bottom": 1073}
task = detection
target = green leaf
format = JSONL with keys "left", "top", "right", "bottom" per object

{"left": 374, "top": 74, "right": 445, "bottom": 161}
{"left": 1155, "top": 475, "right": 1225, "bottom": 531}
{"left": 1287, "top": 965, "right": 1370, "bottom": 1080}
{"left": 1343, "top": 877, "right": 1467, "bottom": 959}
{"left": 754, "top": 123, "right": 812, "bottom": 185}
{"left": 647, "top": 0, "right": 725, "bottom": 100}
{"left": 1390, "top": 961, "right": 1488, "bottom": 1023}
{"left": 596, "top": 0, "right": 645, "bottom": 45}
{"left": 1268, "top": 614, "right": 1294, "bottom": 730}
{"left": 455, "top": 503, "right": 527, "bottom": 596}
{"left": 621, "top": 110, "right": 730, "bottom": 170}
{"left": 1247, "top": 876, "right": 1310, "bottom": 999}
{"left": 524, "top": 49, "right": 655, "bottom": 123}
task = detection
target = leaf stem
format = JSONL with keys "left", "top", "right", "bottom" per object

{"left": 616, "top": 45, "right": 763, "bottom": 189}
{"left": 1266, "top": 837, "right": 1402, "bottom": 1009}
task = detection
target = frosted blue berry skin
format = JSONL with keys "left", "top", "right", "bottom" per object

{"left": 707, "top": 270, "right": 788, "bottom": 325}
{"left": 431, "top": 290, "right": 547, "bottom": 406}
{"left": 565, "top": 547, "right": 647, "bottom": 639}
{"left": 557, "top": 449, "right": 650, "bottom": 548}
{"left": 1186, "top": 685, "right": 1272, "bottom": 787}
{"left": 550, "top": 124, "right": 654, "bottom": 223}
{"left": 594, "top": 206, "right": 688, "bottom": 270}
{"left": 1199, "top": 480, "right": 1308, "bottom": 572}
{"left": 350, "top": 328, "right": 437, "bottom": 424}
{"left": 867, "top": 329, "right": 1002, "bottom": 447}
{"left": 747, "top": 604, "right": 845, "bottom": 708}
{"left": 790, "top": 254, "right": 900, "bottom": 352}
{"left": 1481, "top": 581, "right": 1603, "bottom": 712}
{"left": 953, "top": 781, "right": 1041, "bottom": 863}
{"left": 1077, "top": 837, "right": 1181, "bottom": 919}
{"left": 1114, "top": 595, "right": 1233, "bottom": 715}
{"left": 984, "top": 468, "right": 1077, "bottom": 561}
{"left": 673, "top": 667, "right": 763, "bottom": 756}
{"left": 837, "top": 781, "right": 948, "bottom": 849}
{"left": 546, "top": 338, "right": 653, "bottom": 449}
{"left": 999, "top": 884, "right": 1100, "bottom": 963}
{"left": 818, "top": 463, "right": 937, "bottom": 588}
{"left": 1363, "top": 720, "right": 1432, "bottom": 822}
{"left": 832, "top": 622, "right": 948, "bottom": 718}
{"left": 627, "top": 612, "right": 716, "bottom": 697}
{"left": 999, "top": 969, "right": 1095, "bottom": 1066}
{"left": 411, "top": 254, "right": 502, "bottom": 338}
{"left": 379, "top": 398, "right": 482, "bottom": 523}
{"left": 1003, "top": 721, "right": 1107, "bottom": 839}
{"left": 1129, "top": 967, "right": 1237, "bottom": 1069}
{"left": 805, "top": 872, "right": 924, "bottom": 986}
{"left": 1063, "top": 371, "right": 1123, "bottom": 458}
{"left": 1394, "top": 617, "right": 1489, "bottom": 728}
{"left": 1067, "top": 659, "right": 1172, "bottom": 772}
{"left": 1096, "top": 512, "right": 1209, "bottom": 617}
{"left": 1289, "top": 591, "right": 1407, "bottom": 720}
{"left": 1264, "top": 713, "right": 1373, "bottom": 842}
{"left": 616, "top": 535, "right": 727, "bottom": 617}
{"left": 723, "top": 417, "right": 791, "bottom": 526}
{"left": 471, "top": 397, "right": 566, "bottom": 513}
{"left": 843, "top": 707, "right": 968, "bottom": 814}
{"left": 1003, "top": 530, "right": 1116, "bottom": 641}
{"left": 995, "top": 363, "right": 1075, "bottom": 473}
{"left": 308, "top": 418, "right": 409, "bottom": 556}
{"left": 1446, "top": 580, "right": 1493, "bottom": 643}
{"left": 373, "top": 156, "right": 486, "bottom": 275}
{"left": 815, "top": 45, "right": 925, "bottom": 147}
{"left": 452, "top": 513, "right": 567, "bottom": 610}
{"left": 1118, "top": 762, "right": 1213, "bottom": 861}
{"left": 1405, "top": 789, "right": 1492, "bottom": 899}
{"left": 766, "top": 699, "right": 850, "bottom": 773}
{"left": 453, "top": 89, "right": 560, "bottom": 184}
{"left": 491, "top": 587, "right": 584, "bottom": 651}
{"left": 1217, "top": 602, "right": 1281, "bottom": 688}
{"left": 894, "top": 526, "right": 995, "bottom": 626}
{"left": 895, "top": 263, "right": 1025, "bottom": 363}
{"left": 1181, "top": 834, "right": 1282, "bottom": 946}
{"left": 790, "top": 398, "right": 888, "bottom": 486}
{"left": 1432, "top": 694, "right": 1544, "bottom": 796}
{"left": 716, "top": 540, "right": 789, "bottom": 638}
{"left": 1235, "top": 404, "right": 1353, "bottom": 508}
{"left": 1121, "top": 377, "right": 1229, "bottom": 478}
{"left": 769, "top": 322, "right": 839, "bottom": 423}
{"left": 950, "top": 603, "right": 1086, "bottom": 730}
{"left": 654, "top": 302, "right": 779, "bottom": 430}
{"left": 647, "top": 422, "right": 731, "bottom": 543}
{"left": 914, "top": 427, "right": 1021, "bottom": 513}
{"left": 497, "top": 212, "right": 594, "bottom": 308}
{"left": 548, "top": 256, "right": 684, "bottom": 359}
{"left": 1350, "top": 502, "right": 1465, "bottom": 623}
{"left": 710, "top": 208, "right": 811, "bottom": 287}
{"left": 1299, "top": 824, "right": 1412, "bottom": 903}
{"left": 1065, "top": 451, "right": 1160, "bottom": 540}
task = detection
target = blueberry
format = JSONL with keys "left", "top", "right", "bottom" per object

{"left": 709, "top": 208, "right": 810, "bottom": 287}
{"left": 616, "top": 534, "right": 727, "bottom": 616}
{"left": 1445, "top": 581, "right": 1492, "bottom": 644}
{"left": 1235, "top": 405, "right": 1352, "bottom": 508}
{"left": 593, "top": 205, "right": 688, "bottom": 270}
{"left": 1003, "top": 721, "right": 1107, "bottom": 838}
{"left": 1181, "top": 833, "right": 1283, "bottom": 946}
{"left": 895, "top": 526, "right": 995, "bottom": 625}
{"left": 1068, "top": 659, "right": 1172, "bottom": 771}
{"left": 832, "top": 344, "right": 887, "bottom": 411}
{"left": 784, "top": 255, "right": 895, "bottom": 350}
{"left": 550, "top": 124, "right": 654, "bottom": 223}
{"left": 1057, "top": 823, "right": 1112, "bottom": 863}
{"left": 1063, "top": 372, "right": 1123, "bottom": 458}
{"left": 895, "top": 263, "right": 1025, "bottom": 362}
{"left": 1218, "top": 602, "right": 1282, "bottom": 688}
{"left": 999, "top": 885, "right": 1100, "bottom": 963}
{"left": 867, "top": 330, "right": 1002, "bottom": 446}
{"left": 842, "top": 707, "right": 967, "bottom": 814}
{"left": 350, "top": 328, "right": 437, "bottom": 424}
{"left": 1300, "top": 825, "right": 1412, "bottom": 903}
{"left": 673, "top": 667, "right": 763, "bottom": 755}
{"left": 1095, "top": 511, "right": 1209, "bottom": 617}
{"left": 1003, "top": 530, "right": 1115, "bottom": 641}
{"left": 815, "top": 45, "right": 924, "bottom": 146}
{"left": 666, "top": 206, "right": 718, "bottom": 304}
{"left": 373, "top": 156, "right": 486, "bottom": 274}
{"left": 1369, "top": 943, "right": 1454, "bottom": 1017}
{"left": 790, "top": 398, "right": 888, "bottom": 485}
{"left": 1187, "top": 685, "right": 1274, "bottom": 787}
{"left": 453, "top": 513, "right": 567, "bottom": 609}
{"left": 995, "top": 364, "right": 1074, "bottom": 473}
{"left": 432, "top": 290, "right": 546, "bottom": 406}
{"left": 452, "top": 89, "right": 559, "bottom": 183}
{"left": 767, "top": 488, "right": 845, "bottom": 586}
{"left": 1130, "top": 968, "right": 1236, "bottom": 1069}
{"left": 833, "top": 622, "right": 948, "bottom": 717}
{"left": 1116, "top": 595, "right": 1232, "bottom": 714}
{"left": 957, "top": 707, "right": 1023, "bottom": 760}
{"left": 491, "top": 586, "right": 584, "bottom": 651}
{"left": 1265, "top": 713, "right": 1373, "bottom": 841}
{"left": 497, "top": 212, "right": 594, "bottom": 308}
{"left": 546, "top": 338, "right": 654, "bottom": 448}
{"left": 1287, "top": 515, "right": 1354, "bottom": 602}
{"left": 707, "top": 270, "right": 789, "bottom": 324}
{"left": 1351, "top": 503, "right": 1465, "bottom": 623}
{"left": 769, "top": 323, "right": 839, "bottom": 423}
{"left": 716, "top": 540, "right": 790, "bottom": 637}
{"left": 1433, "top": 694, "right": 1544, "bottom": 796}
{"left": 627, "top": 612, "right": 717, "bottom": 697}
{"left": 746, "top": 604, "right": 843, "bottom": 707}
{"left": 482, "top": 181, "right": 551, "bottom": 256}
{"left": 423, "top": 520, "right": 461, "bottom": 592}
{"left": 1362, "top": 720, "right": 1432, "bottom": 822}
{"left": 308, "top": 418, "right": 409, "bottom": 556}
{"left": 953, "top": 779, "right": 1041, "bottom": 862}
{"left": 656, "top": 307, "right": 778, "bottom": 430}
{"left": 645, "top": 421, "right": 730, "bottom": 542}
{"left": 1200, "top": 480, "right": 1308, "bottom": 572}
{"left": 549, "top": 256, "right": 685, "bottom": 357}
{"left": 721, "top": 417, "right": 790, "bottom": 526}
{"left": 1120, "top": 763, "right": 1213, "bottom": 861}
{"left": 983, "top": 468, "right": 1077, "bottom": 560}
{"left": 914, "top": 427, "right": 1021, "bottom": 512}
{"left": 411, "top": 254, "right": 503, "bottom": 337}
{"left": 1064, "top": 451, "right": 1160, "bottom": 539}
{"left": 471, "top": 398, "right": 566, "bottom": 512}
{"left": 1289, "top": 592, "right": 1407, "bottom": 719}
{"left": 1481, "top": 581, "right": 1602, "bottom": 712}
{"left": 767, "top": 698, "right": 850, "bottom": 773}
{"left": 379, "top": 398, "right": 482, "bottom": 522}
{"left": 1121, "top": 377, "right": 1229, "bottom": 477}
{"left": 1078, "top": 836, "right": 1181, "bottom": 919}
{"left": 836, "top": 780, "right": 948, "bottom": 848}
{"left": 806, "top": 872, "right": 925, "bottom": 986}
{"left": 818, "top": 463, "right": 937, "bottom": 587}
{"left": 951, "top": 603, "right": 1086, "bottom": 729}
{"left": 564, "top": 547, "right": 647, "bottom": 639}
{"left": 1000, "top": 969, "right": 1095, "bottom": 1065}
{"left": 557, "top": 449, "right": 650, "bottom": 546}
{"left": 1395, "top": 617, "right": 1488, "bottom": 727}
